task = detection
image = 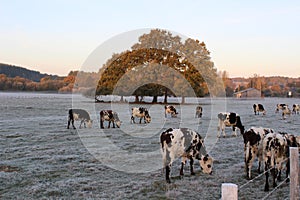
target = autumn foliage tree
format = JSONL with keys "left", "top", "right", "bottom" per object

{"left": 96, "top": 29, "right": 223, "bottom": 103}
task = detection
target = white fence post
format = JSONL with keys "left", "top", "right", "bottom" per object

{"left": 289, "top": 147, "right": 299, "bottom": 200}
{"left": 221, "top": 183, "right": 238, "bottom": 200}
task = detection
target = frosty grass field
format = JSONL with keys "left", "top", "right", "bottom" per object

{"left": 1, "top": 92, "right": 299, "bottom": 199}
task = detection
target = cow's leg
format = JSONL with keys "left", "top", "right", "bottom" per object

{"left": 166, "top": 164, "right": 171, "bottom": 183}
{"left": 217, "top": 120, "right": 222, "bottom": 138}
{"left": 139, "top": 117, "right": 142, "bottom": 124}
{"left": 67, "top": 118, "right": 71, "bottom": 129}
{"left": 180, "top": 157, "right": 187, "bottom": 176}
{"left": 108, "top": 121, "right": 111, "bottom": 128}
{"left": 286, "top": 159, "right": 290, "bottom": 182}
{"left": 264, "top": 161, "right": 270, "bottom": 191}
{"left": 100, "top": 119, "right": 104, "bottom": 129}
{"left": 190, "top": 157, "right": 195, "bottom": 175}
{"left": 232, "top": 126, "right": 237, "bottom": 137}
{"left": 131, "top": 116, "right": 135, "bottom": 123}
{"left": 271, "top": 168, "right": 277, "bottom": 188}
{"left": 71, "top": 119, "right": 76, "bottom": 129}
{"left": 79, "top": 120, "right": 83, "bottom": 128}
{"left": 112, "top": 121, "right": 115, "bottom": 128}
{"left": 258, "top": 160, "right": 261, "bottom": 173}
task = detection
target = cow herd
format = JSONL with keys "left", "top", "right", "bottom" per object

{"left": 67, "top": 102, "right": 300, "bottom": 191}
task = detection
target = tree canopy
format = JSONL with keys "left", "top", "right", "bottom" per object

{"left": 95, "top": 29, "right": 224, "bottom": 102}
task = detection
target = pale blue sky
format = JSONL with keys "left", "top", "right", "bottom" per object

{"left": 1, "top": 0, "right": 300, "bottom": 77}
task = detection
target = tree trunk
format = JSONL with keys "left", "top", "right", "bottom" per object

{"left": 164, "top": 88, "right": 168, "bottom": 104}
{"left": 135, "top": 95, "right": 139, "bottom": 103}
{"left": 181, "top": 96, "right": 185, "bottom": 104}
{"left": 152, "top": 96, "right": 158, "bottom": 103}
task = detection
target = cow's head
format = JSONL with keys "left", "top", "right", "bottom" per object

{"left": 116, "top": 120, "right": 122, "bottom": 128}
{"left": 171, "top": 112, "right": 178, "bottom": 118}
{"left": 199, "top": 154, "right": 213, "bottom": 174}
{"left": 145, "top": 114, "right": 151, "bottom": 123}
{"left": 87, "top": 120, "right": 93, "bottom": 128}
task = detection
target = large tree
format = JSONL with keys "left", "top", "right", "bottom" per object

{"left": 96, "top": 29, "right": 222, "bottom": 102}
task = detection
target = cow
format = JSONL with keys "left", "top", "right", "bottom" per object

{"left": 275, "top": 104, "right": 288, "bottom": 113}
{"left": 282, "top": 106, "right": 291, "bottom": 119}
{"left": 263, "top": 132, "right": 289, "bottom": 191}
{"left": 243, "top": 127, "right": 274, "bottom": 179}
{"left": 160, "top": 128, "right": 213, "bottom": 183}
{"left": 195, "top": 105, "right": 203, "bottom": 118}
{"left": 292, "top": 104, "right": 300, "bottom": 114}
{"left": 100, "top": 110, "right": 121, "bottom": 129}
{"left": 217, "top": 112, "right": 245, "bottom": 137}
{"left": 67, "top": 109, "right": 92, "bottom": 129}
{"left": 131, "top": 107, "right": 151, "bottom": 123}
{"left": 253, "top": 104, "right": 266, "bottom": 115}
{"left": 165, "top": 105, "right": 178, "bottom": 118}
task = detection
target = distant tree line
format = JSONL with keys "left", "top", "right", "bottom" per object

{"left": 0, "top": 63, "right": 57, "bottom": 82}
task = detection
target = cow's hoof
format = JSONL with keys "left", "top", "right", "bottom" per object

{"left": 264, "top": 186, "right": 269, "bottom": 192}
{"left": 191, "top": 172, "right": 195, "bottom": 176}
{"left": 166, "top": 179, "right": 171, "bottom": 184}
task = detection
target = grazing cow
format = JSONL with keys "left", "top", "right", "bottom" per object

{"left": 67, "top": 109, "right": 92, "bottom": 129}
{"left": 282, "top": 106, "right": 291, "bottom": 119}
{"left": 195, "top": 105, "right": 203, "bottom": 118}
{"left": 165, "top": 105, "right": 178, "bottom": 118}
{"left": 275, "top": 104, "right": 287, "bottom": 113}
{"left": 253, "top": 104, "right": 266, "bottom": 115}
{"left": 160, "top": 128, "right": 213, "bottom": 183}
{"left": 243, "top": 127, "right": 274, "bottom": 179}
{"left": 217, "top": 112, "right": 245, "bottom": 137}
{"left": 131, "top": 107, "right": 151, "bottom": 123}
{"left": 263, "top": 132, "right": 289, "bottom": 191}
{"left": 100, "top": 110, "right": 121, "bottom": 129}
{"left": 292, "top": 104, "right": 300, "bottom": 114}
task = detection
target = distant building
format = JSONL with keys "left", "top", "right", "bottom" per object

{"left": 233, "top": 88, "right": 261, "bottom": 99}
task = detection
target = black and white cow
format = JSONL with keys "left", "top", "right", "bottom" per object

{"left": 263, "top": 132, "right": 289, "bottom": 191}
{"left": 282, "top": 106, "right": 291, "bottom": 119}
{"left": 195, "top": 105, "right": 203, "bottom": 118}
{"left": 131, "top": 107, "right": 151, "bottom": 123}
{"left": 292, "top": 104, "right": 300, "bottom": 114}
{"left": 275, "top": 104, "right": 288, "bottom": 113}
{"left": 243, "top": 127, "right": 274, "bottom": 179}
{"left": 165, "top": 105, "right": 178, "bottom": 118}
{"left": 100, "top": 110, "right": 121, "bottom": 129}
{"left": 160, "top": 128, "right": 213, "bottom": 183}
{"left": 217, "top": 112, "right": 245, "bottom": 137}
{"left": 253, "top": 104, "right": 266, "bottom": 115}
{"left": 67, "top": 109, "right": 92, "bottom": 129}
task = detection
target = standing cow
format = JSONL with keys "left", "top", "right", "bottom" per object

{"left": 243, "top": 127, "right": 273, "bottom": 179}
{"left": 263, "top": 132, "right": 289, "bottom": 191}
{"left": 165, "top": 105, "right": 178, "bottom": 118}
{"left": 282, "top": 106, "right": 291, "bottom": 119}
{"left": 131, "top": 107, "right": 151, "bottom": 123}
{"left": 292, "top": 104, "right": 300, "bottom": 114}
{"left": 195, "top": 105, "right": 203, "bottom": 118}
{"left": 217, "top": 112, "right": 245, "bottom": 137}
{"left": 160, "top": 128, "right": 213, "bottom": 183}
{"left": 275, "top": 104, "right": 288, "bottom": 113}
{"left": 67, "top": 109, "right": 92, "bottom": 129}
{"left": 253, "top": 104, "right": 266, "bottom": 115}
{"left": 100, "top": 110, "right": 121, "bottom": 129}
